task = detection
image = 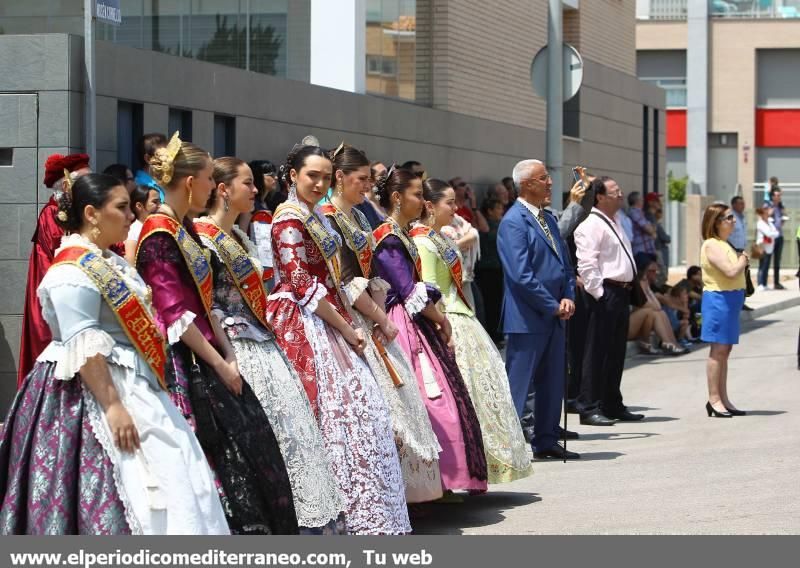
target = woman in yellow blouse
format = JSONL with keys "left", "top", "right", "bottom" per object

{"left": 411, "top": 179, "right": 532, "bottom": 484}
{"left": 700, "top": 203, "right": 749, "bottom": 418}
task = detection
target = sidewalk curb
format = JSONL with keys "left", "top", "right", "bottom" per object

{"left": 740, "top": 295, "right": 800, "bottom": 322}
{"left": 625, "top": 294, "right": 800, "bottom": 359}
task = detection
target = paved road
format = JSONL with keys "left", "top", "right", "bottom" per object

{"left": 411, "top": 306, "right": 800, "bottom": 534}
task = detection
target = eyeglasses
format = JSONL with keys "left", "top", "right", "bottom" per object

{"left": 531, "top": 174, "right": 551, "bottom": 183}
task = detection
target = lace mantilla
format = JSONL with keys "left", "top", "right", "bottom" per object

{"left": 404, "top": 282, "right": 430, "bottom": 317}
{"left": 167, "top": 311, "right": 196, "bottom": 345}
{"left": 301, "top": 310, "right": 410, "bottom": 534}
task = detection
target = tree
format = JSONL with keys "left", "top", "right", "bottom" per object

{"left": 195, "top": 14, "right": 282, "bottom": 75}
{"left": 668, "top": 171, "right": 688, "bottom": 202}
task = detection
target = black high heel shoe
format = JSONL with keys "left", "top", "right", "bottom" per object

{"left": 724, "top": 406, "right": 747, "bottom": 416}
{"left": 706, "top": 402, "right": 732, "bottom": 418}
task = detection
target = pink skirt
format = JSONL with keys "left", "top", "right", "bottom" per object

{"left": 388, "top": 305, "right": 487, "bottom": 492}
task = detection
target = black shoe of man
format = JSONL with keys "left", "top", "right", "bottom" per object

{"left": 605, "top": 410, "right": 645, "bottom": 421}
{"left": 580, "top": 413, "right": 616, "bottom": 426}
{"left": 533, "top": 444, "right": 581, "bottom": 460}
{"left": 558, "top": 426, "right": 580, "bottom": 440}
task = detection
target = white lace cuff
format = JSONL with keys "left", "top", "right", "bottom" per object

{"left": 54, "top": 328, "right": 115, "bottom": 380}
{"left": 267, "top": 281, "right": 327, "bottom": 313}
{"left": 167, "top": 311, "right": 196, "bottom": 345}
{"left": 404, "top": 282, "right": 430, "bottom": 317}
{"left": 368, "top": 277, "right": 391, "bottom": 295}
{"left": 342, "top": 277, "right": 371, "bottom": 306}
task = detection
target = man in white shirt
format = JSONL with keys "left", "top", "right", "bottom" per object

{"left": 573, "top": 177, "right": 645, "bottom": 426}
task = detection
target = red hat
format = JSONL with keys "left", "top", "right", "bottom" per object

{"left": 43, "top": 153, "right": 91, "bottom": 188}
{"left": 645, "top": 192, "right": 662, "bottom": 203}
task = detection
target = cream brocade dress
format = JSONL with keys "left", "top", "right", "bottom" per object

{"left": 414, "top": 229, "right": 533, "bottom": 484}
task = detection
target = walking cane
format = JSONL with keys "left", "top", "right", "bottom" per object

{"left": 563, "top": 320, "right": 570, "bottom": 463}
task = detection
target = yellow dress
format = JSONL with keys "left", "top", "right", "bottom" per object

{"left": 414, "top": 227, "right": 533, "bottom": 484}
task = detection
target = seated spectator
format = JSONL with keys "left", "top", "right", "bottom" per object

{"left": 628, "top": 302, "right": 658, "bottom": 355}
{"left": 659, "top": 281, "right": 693, "bottom": 346}
{"left": 687, "top": 265, "right": 703, "bottom": 337}
{"left": 635, "top": 253, "right": 688, "bottom": 355}
{"left": 476, "top": 197, "right": 506, "bottom": 344}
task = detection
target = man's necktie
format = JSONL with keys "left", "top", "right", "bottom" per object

{"left": 537, "top": 210, "right": 559, "bottom": 256}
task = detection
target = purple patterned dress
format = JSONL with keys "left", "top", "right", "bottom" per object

{"left": 373, "top": 227, "right": 487, "bottom": 491}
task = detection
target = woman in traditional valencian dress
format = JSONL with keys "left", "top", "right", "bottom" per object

{"left": 135, "top": 134, "right": 298, "bottom": 535}
{"left": 266, "top": 145, "right": 410, "bottom": 535}
{"left": 372, "top": 168, "right": 488, "bottom": 494}
{"left": 322, "top": 144, "right": 442, "bottom": 503}
{"left": 412, "top": 179, "right": 532, "bottom": 484}
{"left": 0, "top": 173, "right": 229, "bottom": 535}
{"left": 195, "top": 157, "right": 344, "bottom": 534}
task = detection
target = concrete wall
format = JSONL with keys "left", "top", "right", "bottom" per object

{"left": 0, "top": 31, "right": 663, "bottom": 413}
{"left": 0, "top": 34, "right": 86, "bottom": 407}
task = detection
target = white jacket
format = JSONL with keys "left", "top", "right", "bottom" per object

{"left": 756, "top": 218, "right": 780, "bottom": 255}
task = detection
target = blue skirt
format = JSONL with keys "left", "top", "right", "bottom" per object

{"left": 700, "top": 290, "right": 745, "bottom": 345}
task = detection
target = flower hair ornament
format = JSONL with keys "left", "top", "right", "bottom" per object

{"left": 56, "top": 168, "right": 74, "bottom": 223}
{"left": 153, "top": 131, "right": 182, "bottom": 185}
{"left": 331, "top": 141, "right": 345, "bottom": 160}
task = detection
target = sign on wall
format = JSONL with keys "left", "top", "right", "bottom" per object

{"left": 93, "top": 0, "right": 122, "bottom": 26}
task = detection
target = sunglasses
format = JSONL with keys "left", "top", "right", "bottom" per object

{"left": 718, "top": 213, "right": 735, "bottom": 222}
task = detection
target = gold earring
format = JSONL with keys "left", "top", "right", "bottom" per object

{"left": 427, "top": 209, "right": 435, "bottom": 224}
{"left": 90, "top": 220, "right": 101, "bottom": 241}
{"left": 223, "top": 195, "right": 230, "bottom": 213}
{"left": 336, "top": 181, "right": 343, "bottom": 198}
{"left": 393, "top": 202, "right": 400, "bottom": 216}
{"left": 187, "top": 188, "right": 193, "bottom": 208}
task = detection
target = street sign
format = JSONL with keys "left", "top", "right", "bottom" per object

{"left": 93, "top": 0, "right": 122, "bottom": 26}
{"left": 530, "top": 43, "right": 583, "bottom": 102}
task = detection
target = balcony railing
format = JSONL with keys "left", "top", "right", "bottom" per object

{"left": 637, "top": 0, "right": 800, "bottom": 20}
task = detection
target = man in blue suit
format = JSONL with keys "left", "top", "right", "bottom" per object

{"left": 498, "top": 159, "right": 579, "bottom": 460}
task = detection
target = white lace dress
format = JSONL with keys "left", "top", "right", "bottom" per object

{"left": 35, "top": 234, "right": 229, "bottom": 535}
{"left": 197, "top": 223, "right": 344, "bottom": 531}
{"left": 266, "top": 200, "right": 411, "bottom": 535}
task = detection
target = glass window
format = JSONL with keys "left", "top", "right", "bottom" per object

{"left": 214, "top": 114, "right": 235, "bottom": 157}
{"left": 118, "top": 101, "right": 143, "bottom": 169}
{"left": 366, "top": 0, "right": 416, "bottom": 101}
{"left": 94, "top": 0, "right": 289, "bottom": 77}
{"left": 168, "top": 108, "right": 193, "bottom": 141}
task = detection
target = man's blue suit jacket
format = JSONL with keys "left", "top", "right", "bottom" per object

{"left": 497, "top": 200, "right": 576, "bottom": 335}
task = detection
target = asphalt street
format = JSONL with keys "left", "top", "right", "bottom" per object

{"left": 411, "top": 305, "right": 800, "bottom": 534}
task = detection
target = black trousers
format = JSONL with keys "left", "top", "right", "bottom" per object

{"left": 578, "top": 285, "right": 630, "bottom": 418}
{"left": 773, "top": 235, "right": 784, "bottom": 286}
{"left": 475, "top": 267, "right": 504, "bottom": 342}
{"left": 567, "top": 287, "right": 590, "bottom": 402}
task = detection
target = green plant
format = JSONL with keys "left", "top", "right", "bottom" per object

{"left": 667, "top": 171, "right": 688, "bottom": 202}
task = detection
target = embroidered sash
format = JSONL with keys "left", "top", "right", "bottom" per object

{"left": 373, "top": 219, "right": 422, "bottom": 278}
{"left": 409, "top": 225, "right": 471, "bottom": 307}
{"left": 136, "top": 214, "right": 214, "bottom": 317}
{"left": 320, "top": 203, "right": 373, "bottom": 278}
{"left": 52, "top": 247, "right": 167, "bottom": 390}
{"left": 250, "top": 210, "right": 275, "bottom": 282}
{"left": 274, "top": 202, "right": 341, "bottom": 285}
{"left": 194, "top": 220, "right": 272, "bottom": 332}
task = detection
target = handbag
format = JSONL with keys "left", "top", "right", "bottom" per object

{"left": 188, "top": 352, "right": 225, "bottom": 451}
{"left": 745, "top": 265, "right": 755, "bottom": 297}
{"left": 750, "top": 226, "right": 764, "bottom": 260}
